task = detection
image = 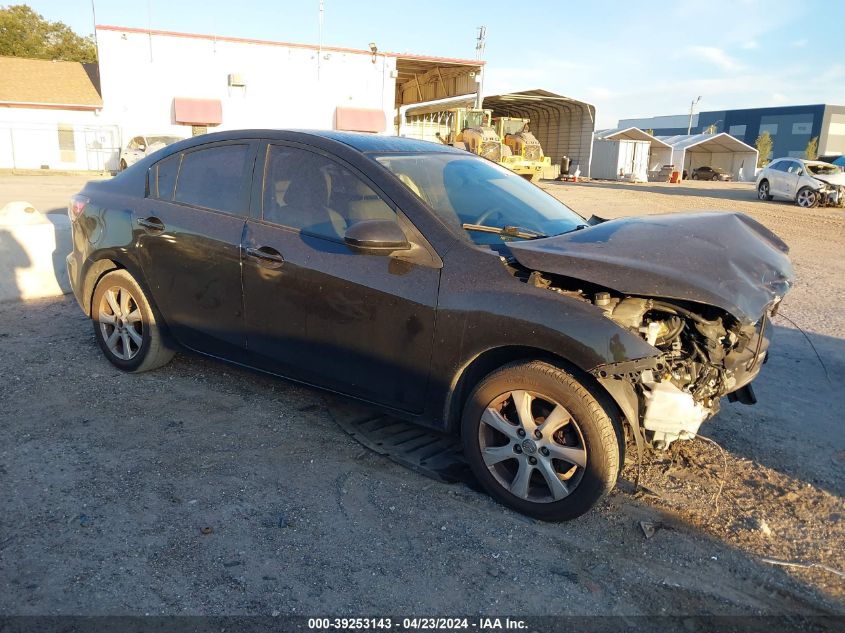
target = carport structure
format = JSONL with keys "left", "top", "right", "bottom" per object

{"left": 399, "top": 89, "right": 596, "bottom": 177}
{"left": 657, "top": 133, "right": 758, "bottom": 181}
{"left": 482, "top": 90, "right": 596, "bottom": 177}
{"left": 596, "top": 127, "right": 673, "bottom": 171}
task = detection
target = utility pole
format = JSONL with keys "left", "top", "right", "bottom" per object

{"left": 318, "top": 0, "right": 324, "bottom": 81}
{"left": 474, "top": 26, "right": 486, "bottom": 109}
{"left": 687, "top": 96, "right": 701, "bottom": 135}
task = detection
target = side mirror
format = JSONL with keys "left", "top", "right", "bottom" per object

{"left": 344, "top": 219, "right": 410, "bottom": 254}
{"left": 138, "top": 145, "right": 146, "bottom": 152}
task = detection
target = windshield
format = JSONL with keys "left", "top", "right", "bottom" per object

{"left": 463, "top": 111, "right": 488, "bottom": 129}
{"left": 501, "top": 119, "right": 527, "bottom": 135}
{"left": 374, "top": 152, "right": 585, "bottom": 245}
{"left": 807, "top": 163, "right": 840, "bottom": 176}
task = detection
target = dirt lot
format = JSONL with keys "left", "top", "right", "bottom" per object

{"left": 0, "top": 175, "right": 843, "bottom": 616}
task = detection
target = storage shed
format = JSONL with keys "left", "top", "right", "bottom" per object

{"left": 657, "top": 133, "right": 759, "bottom": 181}
{"left": 596, "top": 127, "right": 673, "bottom": 173}
{"left": 590, "top": 138, "right": 650, "bottom": 181}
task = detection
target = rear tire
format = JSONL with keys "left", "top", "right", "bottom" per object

{"left": 91, "top": 269, "right": 174, "bottom": 372}
{"left": 461, "top": 360, "right": 622, "bottom": 521}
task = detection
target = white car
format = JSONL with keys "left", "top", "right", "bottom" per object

{"left": 118, "top": 135, "right": 183, "bottom": 171}
{"left": 756, "top": 158, "right": 845, "bottom": 208}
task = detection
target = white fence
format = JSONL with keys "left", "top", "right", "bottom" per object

{"left": 0, "top": 121, "right": 121, "bottom": 172}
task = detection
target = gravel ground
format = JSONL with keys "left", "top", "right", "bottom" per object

{"left": 0, "top": 175, "right": 843, "bottom": 616}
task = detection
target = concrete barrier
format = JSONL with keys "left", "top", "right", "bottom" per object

{"left": 0, "top": 201, "right": 72, "bottom": 302}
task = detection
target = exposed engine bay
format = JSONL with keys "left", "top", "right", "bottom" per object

{"left": 514, "top": 267, "right": 777, "bottom": 449}
{"left": 811, "top": 178, "right": 845, "bottom": 207}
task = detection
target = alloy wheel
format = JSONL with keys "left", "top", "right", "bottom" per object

{"left": 758, "top": 182, "right": 769, "bottom": 199}
{"left": 98, "top": 286, "right": 143, "bottom": 360}
{"left": 797, "top": 188, "right": 817, "bottom": 208}
{"left": 478, "top": 390, "right": 587, "bottom": 503}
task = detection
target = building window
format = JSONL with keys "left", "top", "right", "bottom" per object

{"left": 58, "top": 124, "right": 75, "bottom": 162}
{"left": 728, "top": 124, "right": 746, "bottom": 138}
{"left": 191, "top": 125, "right": 208, "bottom": 137}
{"left": 759, "top": 123, "right": 778, "bottom": 136}
{"left": 792, "top": 122, "right": 812, "bottom": 135}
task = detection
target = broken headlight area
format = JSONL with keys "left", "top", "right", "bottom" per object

{"left": 517, "top": 269, "right": 777, "bottom": 449}
{"left": 813, "top": 182, "right": 845, "bottom": 207}
{"left": 595, "top": 294, "right": 775, "bottom": 448}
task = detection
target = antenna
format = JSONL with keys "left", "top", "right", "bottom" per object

{"left": 318, "top": 0, "right": 324, "bottom": 81}
{"left": 475, "top": 26, "right": 486, "bottom": 108}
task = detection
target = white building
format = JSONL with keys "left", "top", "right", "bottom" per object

{"left": 95, "top": 25, "right": 483, "bottom": 149}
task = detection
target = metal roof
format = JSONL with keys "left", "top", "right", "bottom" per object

{"left": 597, "top": 127, "right": 673, "bottom": 149}
{"left": 656, "top": 132, "right": 757, "bottom": 153}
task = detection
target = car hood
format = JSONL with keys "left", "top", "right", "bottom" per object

{"left": 508, "top": 212, "right": 794, "bottom": 324}
{"left": 812, "top": 172, "right": 845, "bottom": 186}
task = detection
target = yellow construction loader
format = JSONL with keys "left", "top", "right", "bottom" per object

{"left": 432, "top": 108, "right": 547, "bottom": 181}
{"left": 495, "top": 116, "right": 552, "bottom": 182}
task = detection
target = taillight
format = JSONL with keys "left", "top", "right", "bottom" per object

{"left": 68, "top": 194, "right": 89, "bottom": 221}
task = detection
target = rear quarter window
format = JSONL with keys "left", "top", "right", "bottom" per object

{"left": 149, "top": 154, "right": 181, "bottom": 200}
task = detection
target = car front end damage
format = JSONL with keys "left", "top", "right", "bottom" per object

{"left": 588, "top": 294, "right": 776, "bottom": 448}
{"left": 506, "top": 211, "right": 794, "bottom": 450}
{"left": 808, "top": 177, "right": 845, "bottom": 207}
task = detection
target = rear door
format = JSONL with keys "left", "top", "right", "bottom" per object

{"left": 240, "top": 142, "right": 441, "bottom": 412}
{"left": 781, "top": 160, "right": 803, "bottom": 199}
{"left": 137, "top": 140, "right": 258, "bottom": 357}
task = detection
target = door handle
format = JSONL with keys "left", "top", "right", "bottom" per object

{"left": 137, "top": 217, "right": 165, "bottom": 232}
{"left": 245, "top": 246, "right": 285, "bottom": 267}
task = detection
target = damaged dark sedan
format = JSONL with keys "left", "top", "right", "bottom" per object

{"left": 66, "top": 130, "right": 794, "bottom": 521}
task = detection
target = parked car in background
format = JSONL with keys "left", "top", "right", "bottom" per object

{"left": 119, "top": 135, "right": 183, "bottom": 171}
{"left": 66, "top": 130, "right": 793, "bottom": 521}
{"left": 756, "top": 158, "right": 845, "bottom": 208}
{"left": 690, "top": 165, "right": 732, "bottom": 181}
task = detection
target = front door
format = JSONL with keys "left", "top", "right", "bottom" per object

{"left": 241, "top": 143, "right": 441, "bottom": 412}
{"left": 137, "top": 141, "right": 257, "bottom": 357}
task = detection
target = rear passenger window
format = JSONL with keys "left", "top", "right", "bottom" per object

{"left": 150, "top": 154, "right": 180, "bottom": 200}
{"left": 174, "top": 144, "right": 250, "bottom": 214}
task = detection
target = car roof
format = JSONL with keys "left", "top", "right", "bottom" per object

{"left": 155, "top": 129, "right": 466, "bottom": 155}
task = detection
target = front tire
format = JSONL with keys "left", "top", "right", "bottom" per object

{"left": 796, "top": 186, "right": 819, "bottom": 209}
{"left": 691, "top": 173, "right": 699, "bottom": 180}
{"left": 758, "top": 180, "right": 773, "bottom": 201}
{"left": 461, "top": 361, "right": 622, "bottom": 521}
{"left": 119, "top": 159, "right": 127, "bottom": 171}
{"left": 91, "top": 269, "right": 174, "bottom": 372}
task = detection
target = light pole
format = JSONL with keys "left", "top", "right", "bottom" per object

{"left": 687, "top": 96, "right": 701, "bottom": 135}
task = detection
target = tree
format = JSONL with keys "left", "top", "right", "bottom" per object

{"left": 0, "top": 4, "right": 96, "bottom": 63}
{"left": 805, "top": 136, "right": 818, "bottom": 161}
{"left": 755, "top": 131, "right": 773, "bottom": 167}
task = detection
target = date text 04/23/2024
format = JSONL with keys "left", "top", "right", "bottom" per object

{"left": 307, "top": 618, "right": 528, "bottom": 630}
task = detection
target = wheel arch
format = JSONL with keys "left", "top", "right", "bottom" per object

{"left": 444, "top": 345, "right": 631, "bottom": 443}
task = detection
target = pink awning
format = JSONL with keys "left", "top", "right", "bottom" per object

{"left": 335, "top": 107, "right": 386, "bottom": 133}
{"left": 173, "top": 98, "right": 222, "bottom": 126}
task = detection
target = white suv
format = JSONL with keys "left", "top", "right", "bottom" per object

{"left": 756, "top": 158, "right": 845, "bottom": 208}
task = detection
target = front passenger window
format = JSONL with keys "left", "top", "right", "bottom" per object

{"left": 262, "top": 145, "right": 396, "bottom": 241}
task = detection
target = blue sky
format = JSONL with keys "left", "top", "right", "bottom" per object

{"left": 22, "top": 0, "right": 845, "bottom": 127}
